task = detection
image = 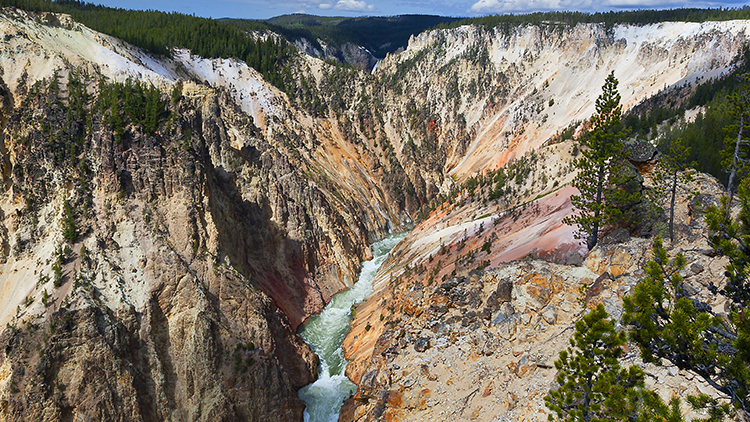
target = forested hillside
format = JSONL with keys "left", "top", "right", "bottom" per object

{"left": 438, "top": 7, "right": 750, "bottom": 31}
{"left": 621, "top": 48, "right": 750, "bottom": 186}
{"left": 255, "top": 14, "right": 462, "bottom": 58}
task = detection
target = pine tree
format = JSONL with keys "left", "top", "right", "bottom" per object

{"left": 143, "top": 84, "right": 162, "bottom": 135}
{"left": 61, "top": 200, "right": 77, "bottom": 243}
{"left": 109, "top": 97, "right": 123, "bottom": 143}
{"left": 545, "top": 304, "right": 683, "bottom": 422}
{"left": 171, "top": 81, "right": 182, "bottom": 106}
{"left": 623, "top": 235, "right": 749, "bottom": 420}
{"left": 701, "top": 166, "right": 750, "bottom": 421}
{"left": 624, "top": 84, "right": 750, "bottom": 419}
{"left": 725, "top": 73, "right": 750, "bottom": 198}
{"left": 707, "top": 179, "right": 750, "bottom": 307}
{"left": 564, "top": 72, "right": 628, "bottom": 250}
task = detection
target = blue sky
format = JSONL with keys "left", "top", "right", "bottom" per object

{"left": 90, "top": 0, "right": 750, "bottom": 20}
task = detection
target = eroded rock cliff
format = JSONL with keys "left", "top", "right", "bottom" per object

{"left": 0, "top": 74, "right": 331, "bottom": 420}
{"left": 0, "top": 8, "right": 403, "bottom": 421}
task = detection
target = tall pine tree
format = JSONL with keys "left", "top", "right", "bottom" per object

{"left": 564, "top": 72, "right": 628, "bottom": 250}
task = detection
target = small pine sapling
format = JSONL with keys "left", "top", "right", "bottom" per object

{"left": 624, "top": 235, "right": 748, "bottom": 420}
{"left": 545, "top": 304, "right": 682, "bottom": 421}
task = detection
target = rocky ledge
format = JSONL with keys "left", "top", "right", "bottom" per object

{"left": 340, "top": 172, "right": 728, "bottom": 422}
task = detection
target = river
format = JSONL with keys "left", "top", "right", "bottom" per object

{"left": 298, "top": 233, "right": 406, "bottom": 422}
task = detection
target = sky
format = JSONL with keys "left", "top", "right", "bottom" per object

{"left": 90, "top": 0, "right": 750, "bottom": 20}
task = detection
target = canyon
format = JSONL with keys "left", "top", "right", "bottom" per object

{"left": 0, "top": 5, "right": 745, "bottom": 421}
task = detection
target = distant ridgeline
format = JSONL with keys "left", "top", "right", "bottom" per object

{"left": 228, "top": 15, "right": 463, "bottom": 59}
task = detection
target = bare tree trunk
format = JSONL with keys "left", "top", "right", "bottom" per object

{"left": 588, "top": 165, "right": 605, "bottom": 250}
{"left": 669, "top": 169, "right": 677, "bottom": 242}
{"left": 728, "top": 114, "right": 744, "bottom": 201}
{"left": 582, "top": 373, "right": 593, "bottom": 422}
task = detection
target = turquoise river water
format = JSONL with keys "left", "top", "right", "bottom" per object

{"left": 298, "top": 233, "right": 405, "bottom": 422}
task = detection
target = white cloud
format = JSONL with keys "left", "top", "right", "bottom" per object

{"left": 470, "top": 0, "right": 570, "bottom": 13}
{"left": 332, "top": 0, "right": 376, "bottom": 12}
{"left": 319, "top": 3, "right": 333, "bottom": 9}
{"left": 468, "top": 0, "right": 735, "bottom": 13}
{"left": 603, "top": 0, "right": 680, "bottom": 6}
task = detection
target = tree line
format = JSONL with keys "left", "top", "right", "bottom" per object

{"left": 436, "top": 7, "right": 750, "bottom": 32}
